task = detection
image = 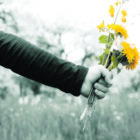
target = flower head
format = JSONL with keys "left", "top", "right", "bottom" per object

{"left": 97, "top": 21, "right": 104, "bottom": 31}
{"left": 121, "top": 16, "right": 126, "bottom": 23}
{"left": 109, "top": 5, "right": 115, "bottom": 17}
{"left": 121, "top": 41, "right": 139, "bottom": 70}
{"left": 115, "top": 1, "right": 121, "bottom": 6}
{"left": 126, "top": 48, "right": 139, "bottom": 70}
{"left": 121, "top": 10, "right": 127, "bottom": 17}
{"left": 121, "top": 41, "right": 134, "bottom": 63}
{"left": 107, "top": 24, "right": 128, "bottom": 39}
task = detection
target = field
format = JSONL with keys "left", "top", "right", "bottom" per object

{"left": 0, "top": 91, "right": 140, "bottom": 140}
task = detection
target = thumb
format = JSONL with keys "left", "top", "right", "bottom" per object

{"left": 101, "top": 68, "right": 113, "bottom": 85}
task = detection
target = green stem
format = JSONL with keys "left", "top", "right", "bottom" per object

{"left": 108, "top": 62, "right": 114, "bottom": 71}
{"left": 114, "top": 4, "right": 122, "bottom": 24}
{"left": 104, "top": 51, "right": 111, "bottom": 68}
{"left": 105, "top": 1, "right": 124, "bottom": 68}
{"left": 104, "top": 33, "right": 111, "bottom": 68}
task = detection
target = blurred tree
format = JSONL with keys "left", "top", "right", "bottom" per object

{"left": 0, "top": 5, "right": 43, "bottom": 99}
{"left": 80, "top": 32, "right": 99, "bottom": 66}
{"left": 13, "top": 76, "right": 42, "bottom": 97}
{"left": 130, "top": 70, "right": 140, "bottom": 92}
{"left": 81, "top": 48, "right": 97, "bottom": 65}
{"left": 43, "top": 25, "right": 73, "bottom": 58}
{"left": 0, "top": 87, "right": 8, "bottom": 99}
{"left": 0, "top": 10, "right": 19, "bottom": 33}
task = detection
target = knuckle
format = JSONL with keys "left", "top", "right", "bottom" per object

{"left": 95, "top": 90, "right": 105, "bottom": 98}
{"left": 95, "top": 89, "right": 98, "bottom": 95}
{"left": 99, "top": 79, "right": 105, "bottom": 85}
{"left": 94, "top": 83, "right": 98, "bottom": 88}
{"left": 98, "top": 94, "right": 105, "bottom": 99}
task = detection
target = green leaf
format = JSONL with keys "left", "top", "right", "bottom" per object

{"left": 99, "top": 35, "right": 108, "bottom": 44}
{"left": 106, "top": 41, "right": 113, "bottom": 48}
{"left": 106, "top": 33, "right": 115, "bottom": 48}
{"left": 112, "top": 49, "right": 120, "bottom": 56}
{"left": 99, "top": 53, "right": 105, "bottom": 64}
{"left": 111, "top": 55, "right": 118, "bottom": 69}
{"left": 104, "top": 48, "right": 110, "bottom": 54}
{"left": 110, "top": 33, "right": 115, "bottom": 40}
{"left": 99, "top": 53, "right": 108, "bottom": 65}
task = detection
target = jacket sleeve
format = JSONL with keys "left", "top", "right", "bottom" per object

{"left": 0, "top": 31, "right": 88, "bottom": 96}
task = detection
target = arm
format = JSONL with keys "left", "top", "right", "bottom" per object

{"left": 0, "top": 31, "right": 88, "bottom": 96}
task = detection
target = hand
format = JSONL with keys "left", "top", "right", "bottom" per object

{"left": 80, "top": 65, "right": 113, "bottom": 99}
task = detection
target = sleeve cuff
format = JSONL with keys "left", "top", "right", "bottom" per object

{"left": 71, "top": 66, "right": 88, "bottom": 96}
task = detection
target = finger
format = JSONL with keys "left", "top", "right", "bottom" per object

{"left": 101, "top": 68, "right": 113, "bottom": 85}
{"left": 94, "top": 83, "right": 109, "bottom": 93}
{"left": 98, "top": 79, "right": 112, "bottom": 88}
{"left": 95, "top": 89, "right": 105, "bottom": 99}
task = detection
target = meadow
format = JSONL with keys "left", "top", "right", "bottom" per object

{"left": 0, "top": 89, "right": 140, "bottom": 140}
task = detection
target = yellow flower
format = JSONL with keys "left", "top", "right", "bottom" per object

{"left": 121, "top": 41, "right": 134, "bottom": 63}
{"left": 107, "top": 24, "right": 128, "bottom": 39}
{"left": 115, "top": 1, "right": 121, "bottom": 6}
{"left": 121, "top": 10, "right": 127, "bottom": 17}
{"left": 97, "top": 21, "right": 104, "bottom": 30}
{"left": 109, "top": 5, "right": 115, "bottom": 17}
{"left": 121, "top": 16, "right": 126, "bottom": 23}
{"left": 121, "top": 41, "right": 139, "bottom": 70}
{"left": 126, "top": 47, "right": 139, "bottom": 70}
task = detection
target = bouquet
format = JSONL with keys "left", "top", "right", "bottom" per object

{"left": 80, "top": 0, "right": 140, "bottom": 131}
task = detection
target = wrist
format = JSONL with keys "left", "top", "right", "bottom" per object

{"left": 80, "top": 70, "right": 91, "bottom": 98}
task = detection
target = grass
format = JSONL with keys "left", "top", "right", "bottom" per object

{"left": 0, "top": 91, "right": 140, "bottom": 140}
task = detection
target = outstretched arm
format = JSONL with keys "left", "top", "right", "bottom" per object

{"left": 0, "top": 31, "right": 112, "bottom": 97}
{"left": 0, "top": 31, "right": 88, "bottom": 96}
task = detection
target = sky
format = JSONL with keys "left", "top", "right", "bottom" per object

{"left": 6, "top": 0, "right": 140, "bottom": 29}
{"left": 15, "top": 0, "right": 140, "bottom": 50}
{"left": 3, "top": 0, "right": 140, "bottom": 61}
{"left": 29, "top": 0, "right": 140, "bottom": 62}
{"left": 28, "top": 0, "right": 140, "bottom": 27}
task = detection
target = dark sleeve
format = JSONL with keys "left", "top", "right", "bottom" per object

{"left": 0, "top": 31, "right": 88, "bottom": 96}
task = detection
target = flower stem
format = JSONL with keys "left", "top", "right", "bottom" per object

{"left": 105, "top": 1, "right": 124, "bottom": 67}
{"left": 104, "top": 51, "right": 111, "bottom": 68}
{"left": 104, "top": 33, "right": 112, "bottom": 68}
{"left": 114, "top": 1, "right": 123, "bottom": 24}
{"left": 108, "top": 62, "right": 114, "bottom": 71}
